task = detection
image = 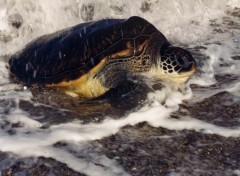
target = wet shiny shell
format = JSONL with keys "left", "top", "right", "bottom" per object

{"left": 9, "top": 16, "right": 169, "bottom": 85}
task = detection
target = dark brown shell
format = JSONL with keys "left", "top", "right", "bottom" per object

{"left": 9, "top": 16, "right": 169, "bottom": 85}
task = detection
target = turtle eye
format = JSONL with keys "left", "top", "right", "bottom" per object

{"left": 176, "top": 55, "right": 190, "bottom": 67}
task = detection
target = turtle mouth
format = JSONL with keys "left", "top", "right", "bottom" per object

{"left": 165, "top": 64, "right": 196, "bottom": 84}
{"left": 159, "top": 59, "right": 196, "bottom": 77}
{"left": 151, "top": 63, "right": 196, "bottom": 85}
{"left": 148, "top": 63, "right": 196, "bottom": 85}
{"left": 178, "top": 63, "right": 196, "bottom": 77}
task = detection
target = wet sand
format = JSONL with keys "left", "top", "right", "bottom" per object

{"left": 0, "top": 85, "right": 240, "bottom": 176}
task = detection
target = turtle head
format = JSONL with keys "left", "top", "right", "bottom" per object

{"left": 157, "top": 45, "right": 196, "bottom": 84}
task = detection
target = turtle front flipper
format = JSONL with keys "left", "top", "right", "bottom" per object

{"left": 47, "top": 57, "right": 109, "bottom": 98}
{"left": 97, "top": 80, "right": 151, "bottom": 110}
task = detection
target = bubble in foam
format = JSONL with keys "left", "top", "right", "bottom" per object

{"left": 6, "top": 108, "right": 42, "bottom": 129}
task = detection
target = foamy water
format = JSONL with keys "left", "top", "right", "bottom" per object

{"left": 0, "top": 0, "right": 240, "bottom": 175}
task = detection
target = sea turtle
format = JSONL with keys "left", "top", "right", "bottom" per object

{"left": 9, "top": 16, "right": 196, "bottom": 98}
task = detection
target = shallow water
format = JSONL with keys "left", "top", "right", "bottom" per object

{"left": 0, "top": 0, "right": 240, "bottom": 175}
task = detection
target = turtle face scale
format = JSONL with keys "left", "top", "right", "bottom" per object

{"left": 159, "top": 46, "right": 196, "bottom": 74}
{"left": 149, "top": 45, "right": 196, "bottom": 85}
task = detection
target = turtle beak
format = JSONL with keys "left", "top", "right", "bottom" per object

{"left": 179, "top": 60, "right": 196, "bottom": 77}
{"left": 189, "top": 59, "right": 197, "bottom": 73}
{"left": 192, "top": 62, "right": 197, "bottom": 72}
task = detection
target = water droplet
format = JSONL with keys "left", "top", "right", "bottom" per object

{"left": 33, "top": 70, "right": 37, "bottom": 78}
{"left": 59, "top": 51, "right": 62, "bottom": 59}
{"left": 91, "top": 58, "right": 94, "bottom": 65}
{"left": 25, "top": 64, "right": 28, "bottom": 71}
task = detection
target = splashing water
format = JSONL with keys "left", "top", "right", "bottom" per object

{"left": 0, "top": 0, "right": 240, "bottom": 175}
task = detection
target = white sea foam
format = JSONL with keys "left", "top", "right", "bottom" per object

{"left": 0, "top": 87, "right": 239, "bottom": 175}
{"left": 0, "top": 0, "right": 240, "bottom": 175}
{"left": 0, "top": 0, "right": 235, "bottom": 54}
{"left": 0, "top": 0, "right": 7, "bottom": 31}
